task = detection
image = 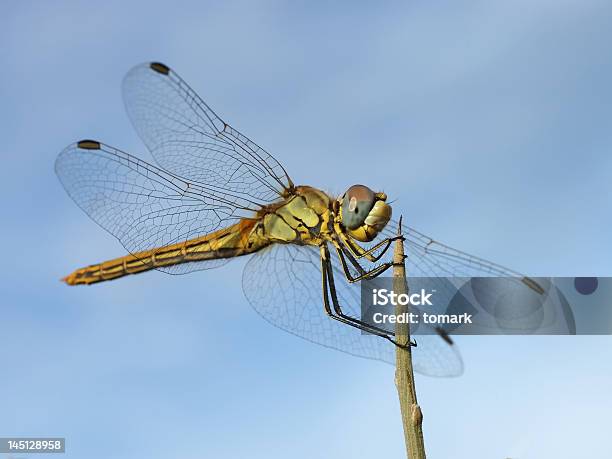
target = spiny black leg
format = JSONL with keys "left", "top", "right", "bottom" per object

{"left": 319, "top": 245, "right": 418, "bottom": 348}
{"left": 320, "top": 249, "right": 388, "bottom": 336}
{"left": 384, "top": 335, "right": 418, "bottom": 349}
{"left": 322, "top": 245, "right": 402, "bottom": 337}
{"left": 333, "top": 240, "right": 392, "bottom": 283}
{"left": 339, "top": 230, "right": 404, "bottom": 262}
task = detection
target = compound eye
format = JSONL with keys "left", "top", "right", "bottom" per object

{"left": 341, "top": 184, "right": 375, "bottom": 230}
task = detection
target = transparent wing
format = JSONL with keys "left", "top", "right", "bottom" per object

{"left": 242, "top": 243, "right": 464, "bottom": 377}
{"left": 55, "top": 140, "right": 263, "bottom": 274}
{"left": 122, "top": 62, "right": 292, "bottom": 204}
{"left": 382, "top": 219, "right": 526, "bottom": 279}
{"left": 377, "top": 219, "right": 574, "bottom": 334}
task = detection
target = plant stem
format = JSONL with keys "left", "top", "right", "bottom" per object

{"left": 393, "top": 216, "right": 426, "bottom": 459}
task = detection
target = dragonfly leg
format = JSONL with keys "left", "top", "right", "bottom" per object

{"left": 336, "top": 224, "right": 403, "bottom": 262}
{"left": 385, "top": 335, "right": 418, "bottom": 349}
{"left": 331, "top": 239, "right": 392, "bottom": 283}
{"left": 319, "top": 244, "right": 415, "bottom": 349}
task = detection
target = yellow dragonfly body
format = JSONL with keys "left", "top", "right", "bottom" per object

{"left": 63, "top": 182, "right": 391, "bottom": 286}
{"left": 57, "top": 61, "right": 544, "bottom": 376}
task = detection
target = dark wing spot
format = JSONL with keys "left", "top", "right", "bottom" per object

{"left": 77, "top": 140, "right": 101, "bottom": 150}
{"left": 435, "top": 327, "right": 454, "bottom": 345}
{"left": 150, "top": 62, "right": 170, "bottom": 75}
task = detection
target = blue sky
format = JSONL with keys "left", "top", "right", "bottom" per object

{"left": 1, "top": 1, "right": 612, "bottom": 458}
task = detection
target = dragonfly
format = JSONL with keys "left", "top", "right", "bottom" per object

{"left": 56, "top": 62, "right": 544, "bottom": 377}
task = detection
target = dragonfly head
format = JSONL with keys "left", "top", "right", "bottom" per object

{"left": 338, "top": 185, "right": 392, "bottom": 242}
